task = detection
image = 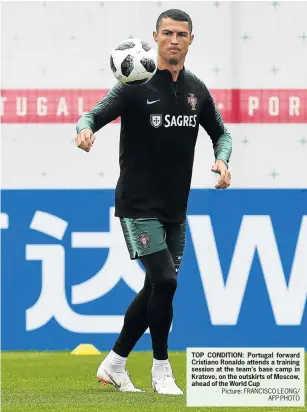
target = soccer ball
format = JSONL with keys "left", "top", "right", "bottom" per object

{"left": 110, "top": 38, "right": 157, "bottom": 85}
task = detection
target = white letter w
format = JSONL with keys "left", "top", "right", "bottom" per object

{"left": 188, "top": 215, "right": 307, "bottom": 325}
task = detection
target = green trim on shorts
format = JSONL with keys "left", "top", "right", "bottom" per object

{"left": 120, "top": 217, "right": 167, "bottom": 259}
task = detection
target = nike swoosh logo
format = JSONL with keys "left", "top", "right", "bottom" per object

{"left": 147, "top": 99, "right": 160, "bottom": 105}
{"left": 104, "top": 370, "right": 121, "bottom": 390}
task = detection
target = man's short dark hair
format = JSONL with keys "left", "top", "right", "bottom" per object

{"left": 156, "top": 9, "right": 193, "bottom": 33}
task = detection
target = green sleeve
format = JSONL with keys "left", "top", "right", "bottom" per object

{"left": 199, "top": 89, "right": 232, "bottom": 166}
{"left": 76, "top": 82, "right": 124, "bottom": 134}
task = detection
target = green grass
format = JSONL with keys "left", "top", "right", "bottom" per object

{"left": 1, "top": 351, "right": 306, "bottom": 412}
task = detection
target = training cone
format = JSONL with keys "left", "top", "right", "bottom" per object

{"left": 71, "top": 344, "right": 101, "bottom": 355}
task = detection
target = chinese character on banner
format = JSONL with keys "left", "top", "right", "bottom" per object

{"left": 26, "top": 208, "right": 147, "bottom": 334}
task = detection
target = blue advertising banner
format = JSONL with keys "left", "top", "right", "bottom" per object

{"left": 1, "top": 189, "right": 306, "bottom": 350}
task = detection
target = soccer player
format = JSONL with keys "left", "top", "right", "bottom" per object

{"left": 75, "top": 9, "right": 232, "bottom": 395}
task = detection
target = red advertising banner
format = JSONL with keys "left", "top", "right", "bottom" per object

{"left": 0, "top": 89, "right": 306, "bottom": 124}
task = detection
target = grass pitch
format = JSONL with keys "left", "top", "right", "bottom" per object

{"left": 1, "top": 351, "right": 306, "bottom": 412}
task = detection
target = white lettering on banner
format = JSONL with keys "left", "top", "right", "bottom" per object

{"left": 26, "top": 209, "right": 149, "bottom": 334}
{"left": 0, "top": 213, "right": 9, "bottom": 229}
{"left": 30, "top": 210, "right": 68, "bottom": 240}
{"left": 37, "top": 97, "right": 48, "bottom": 116}
{"left": 25, "top": 210, "right": 306, "bottom": 333}
{"left": 188, "top": 215, "right": 307, "bottom": 326}
{"left": 248, "top": 97, "right": 259, "bottom": 115}
{"left": 77, "top": 97, "right": 87, "bottom": 116}
{"left": 289, "top": 97, "right": 300, "bottom": 116}
{"left": 71, "top": 208, "right": 145, "bottom": 303}
{"left": 1, "top": 91, "right": 306, "bottom": 121}
{"left": 269, "top": 97, "right": 279, "bottom": 116}
{"left": 56, "top": 97, "right": 69, "bottom": 116}
{"left": 0, "top": 97, "right": 7, "bottom": 116}
{"left": 26, "top": 245, "right": 125, "bottom": 333}
{"left": 16, "top": 97, "right": 27, "bottom": 116}
{"left": 248, "top": 96, "right": 303, "bottom": 117}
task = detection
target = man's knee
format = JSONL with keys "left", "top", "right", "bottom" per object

{"left": 152, "top": 266, "right": 177, "bottom": 294}
{"left": 164, "top": 275, "right": 177, "bottom": 294}
{"left": 140, "top": 249, "right": 177, "bottom": 293}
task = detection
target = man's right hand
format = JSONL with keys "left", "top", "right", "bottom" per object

{"left": 75, "top": 128, "right": 95, "bottom": 152}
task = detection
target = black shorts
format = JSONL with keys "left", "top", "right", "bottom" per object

{"left": 120, "top": 217, "right": 186, "bottom": 270}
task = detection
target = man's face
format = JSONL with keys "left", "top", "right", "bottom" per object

{"left": 153, "top": 18, "right": 194, "bottom": 65}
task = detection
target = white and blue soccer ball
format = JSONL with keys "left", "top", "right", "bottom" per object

{"left": 110, "top": 38, "right": 157, "bottom": 85}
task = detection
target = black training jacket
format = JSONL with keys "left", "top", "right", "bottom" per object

{"left": 76, "top": 68, "right": 232, "bottom": 222}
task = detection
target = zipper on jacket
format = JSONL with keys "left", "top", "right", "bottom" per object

{"left": 172, "top": 82, "right": 178, "bottom": 104}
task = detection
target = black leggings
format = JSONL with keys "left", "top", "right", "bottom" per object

{"left": 113, "top": 249, "right": 177, "bottom": 360}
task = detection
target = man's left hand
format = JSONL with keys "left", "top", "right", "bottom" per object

{"left": 211, "top": 160, "right": 231, "bottom": 189}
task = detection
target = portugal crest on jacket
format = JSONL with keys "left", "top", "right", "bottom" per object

{"left": 188, "top": 93, "right": 198, "bottom": 111}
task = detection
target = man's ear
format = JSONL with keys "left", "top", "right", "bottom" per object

{"left": 153, "top": 31, "right": 158, "bottom": 42}
{"left": 189, "top": 34, "right": 194, "bottom": 45}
